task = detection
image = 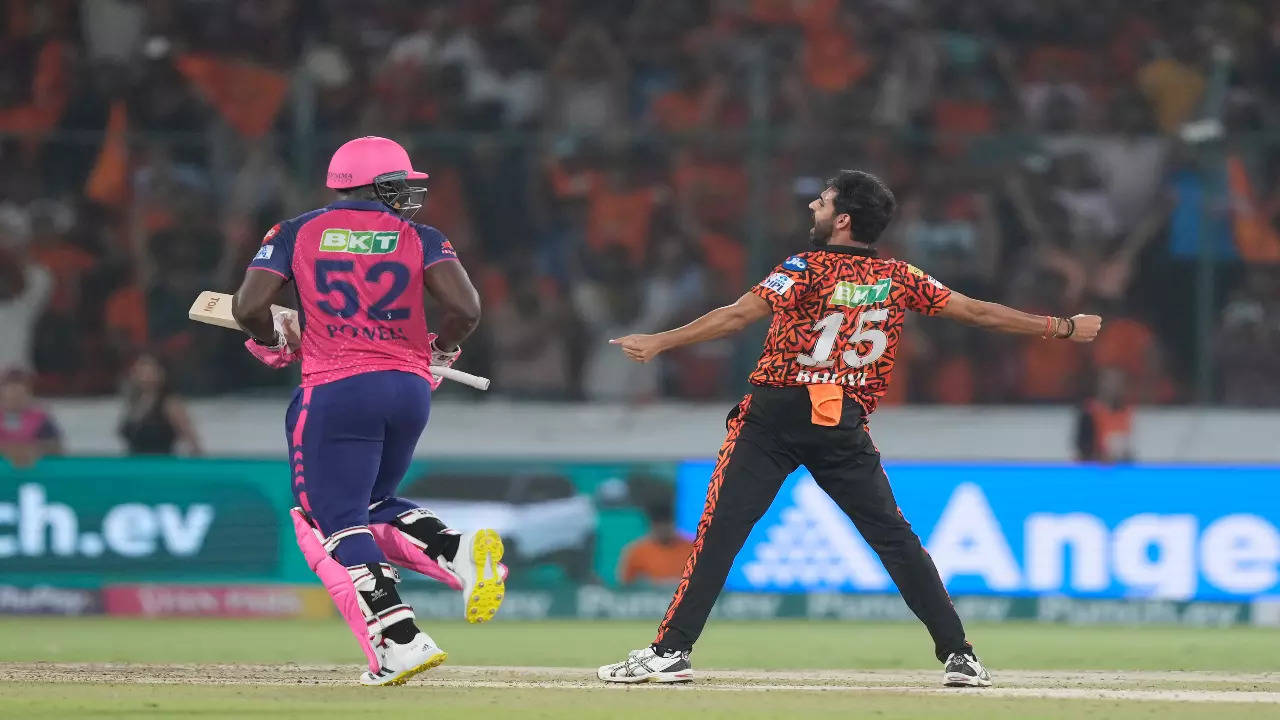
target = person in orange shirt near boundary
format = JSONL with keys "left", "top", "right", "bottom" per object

{"left": 618, "top": 504, "right": 695, "bottom": 587}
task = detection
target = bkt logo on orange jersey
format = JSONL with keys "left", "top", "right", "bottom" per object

{"left": 319, "top": 228, "right": 400, "bottom": 254}
{"left": 830, "top": 278, "right": 892, "bottom": 308}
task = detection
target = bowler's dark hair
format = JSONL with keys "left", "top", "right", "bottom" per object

{"left": 827, "top": 169, "right": 896, "bottom": 243}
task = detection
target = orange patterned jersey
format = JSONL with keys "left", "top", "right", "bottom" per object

{"left": 747, "top": 245, "right": 952, "bottom": 414}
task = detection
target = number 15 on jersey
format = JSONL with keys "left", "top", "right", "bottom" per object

{"left": 796, "top": 309, "right": 890, "bottom": 369}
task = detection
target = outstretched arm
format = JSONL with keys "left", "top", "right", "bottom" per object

{"left": 611, "top": 292, "right": 771, "bottom": 363}
{"left": 938, "top": 291, "right": 1101, "bottom": 342}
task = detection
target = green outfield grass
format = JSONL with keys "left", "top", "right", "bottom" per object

{"left": 8, "top": 617, "right": 1280, "bottom": 671}
{"left": 3, "top": 618, "right": 1279, "bottom": 719}
{"left": 5, "top": 683, "right": 1276, "bottom": 720}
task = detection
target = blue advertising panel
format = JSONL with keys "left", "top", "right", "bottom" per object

{"left": 675, "top": 463, "right": 1280, "bottom": 601}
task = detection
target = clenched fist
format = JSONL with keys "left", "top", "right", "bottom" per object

{"left": 1067, "top": 314, "right": 1102, "bottom": 343}
{"left": 610, "top": 334, "right": 666, "bottom": 363}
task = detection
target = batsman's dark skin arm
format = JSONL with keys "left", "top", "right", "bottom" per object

{"left": 424, "top": 260, "right": 481, "bottom": 350}
{"left": 232, "top": 268, "right": 286, "bottom": 345}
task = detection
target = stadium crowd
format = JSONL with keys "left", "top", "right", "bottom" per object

{"left": 2, "top": 0, "right": 1279, "bottom": 406}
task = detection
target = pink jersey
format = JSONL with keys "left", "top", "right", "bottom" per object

{"left": 247, "top": 199, "right": 459, "bottom": 387}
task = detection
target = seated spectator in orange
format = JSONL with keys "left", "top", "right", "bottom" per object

{"left": 418, "top": 161, "right": 475, "bottom": 256}
{"left": 649, "top": 64, "right": 723, "bottom": 133}
{"left": 586, "top": 165, "right": 662, "bottom": 267}
{"left": 618, "top": 504, "right": 694, "bottom": 587}
{"left": 0, "top": 32, "right": 71, "bottom": 141}
{"left": 1075, "top": 368, "right": 1134, "bottom": 463}
{"left": 0, "top": 369, "right": 62, "bottom": 468}
{"left": 698, "top": 223, "right": 747, "bottom": 298}
{"left": 803, "top": 26, "right": 869, "bottom": 94}
{"left": 105, "top": 272, "right": 148, "bottom": 361}
{"left": 933, "top": 75, "right": 994, "bottom": 157}
{"left": 673, "top": 146, "right": 748, "bottom": 227}
{"left": 931, "top": 353, "right": 976, "bottom": 405}
{"left": 1018, "top": 337, "right": 1086, "bottom": 402}
{"left": 1090, "top": 313, "right": 1174, "bottom": 403}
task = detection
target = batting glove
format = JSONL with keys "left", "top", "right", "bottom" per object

{"left": 245, "top": 309, "right": 300, "bottom": 369}
{"left": 427, "top": 333, "right": 461, "bottom": 389}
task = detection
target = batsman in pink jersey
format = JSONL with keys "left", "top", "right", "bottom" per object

{"left": 231, "top": 136, "right": 506, "bottom": 686}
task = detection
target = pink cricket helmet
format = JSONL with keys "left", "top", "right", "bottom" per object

{"left": 326, "top": 136, "right": 429, "bottom": 189}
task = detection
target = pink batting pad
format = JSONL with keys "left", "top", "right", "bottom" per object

{"left": 369, "top": 523, "right": 462, "bottom": 591}
{"left": 291, "top": 508, "right": 380, "bottom": 673}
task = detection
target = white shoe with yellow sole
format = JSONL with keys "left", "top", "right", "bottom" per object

{"left": 443, "top": 528, "right": 506, "bottom": 623}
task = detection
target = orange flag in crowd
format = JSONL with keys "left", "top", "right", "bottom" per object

{"left": 84, "top": 100, "right": 129, "bottom": 206}
{"left": 174, "top": 54, "right": 289, "bottom": 138}
{"left": 1226, "top": 153, "right": 1280, "bottom": 264}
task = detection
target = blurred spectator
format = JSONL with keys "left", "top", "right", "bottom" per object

{"left": 1075, "top": 368, "right": 1136, "bottom": 463}
{"left": 1137, "top": 40, "right": 1205, "bottom": 134}
{"left": 487, "top": 272, "right": 573, "bottom": 399}
{"left": 1006, "top": 273, "right": 1089, "bottom": 402}
{"left": 467, "top": 34, "right": 546, "bottom": 128}
{"left": 0, "top": 368, "right": 62, "bottom": 467}
{"left": 575, "top": 248, "right": 675, "bottom": 402}
{"left": 104, "top": 265, "right": 148, "bottom": 367}
{"left": 800, "top": 12, "right": 870, "bottom": 98}
{"left": 586, "top": 151, "right": 668, "bottom": 267}
{"left": 1216, "top": 270, "right": 1280, "bottom": 406}
{"left": 1090, "top": 304, "right": 1175, "bottom": 404}
{"left": 80, "top": 0, "right": 145, "bottom": 64}
{"left": 0, "top": 0, "right": 1277, "bottom": 407}
{"left": 1021, "top": 66, "right": 1088, "bottom": 134}
{"left": 646, "top": 61, "right": 726, "bottom": 133}
{"left": 894, "top": 172, "right": 1001, "bottom": 295}
{"left": 672, "top": 142, "right": 748, "bottom": 239}
{"left": 547, "top": 22, "right": 627, "bottom": 137}
{"left": 1073, "top": 92, "right": 1168, "bottom": 233}
{"left": 0, "top": 207, "right": 51, "bottom": 372}
{"left": 118, "top": 353, "right": 202, "bottom": 455}
{"left": 617, "top": 503, "right": 693, "bottom": 587}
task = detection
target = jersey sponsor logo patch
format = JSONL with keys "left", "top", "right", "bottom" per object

{"left": 319, "top": 228, "right": 400, "bottom": 255}
{"left": 830, "top": 278, "right": 892, "bottom": 308}
{"left": 928, "top": 277, "right": 948, "bottom": 290}
{"left": 760, "top": 273, "right": 795, "bottom": 295}
{"left": 262, "top": 224, "right": 280, "bottom": 243}
{"left": 783, "top": 256, "right": 807, "bottom": 271}
{"left": 904, "top": 263, "right": 925, "bottom": 277}
{"left": 254, "top": 245, "right": 274, "bottom": 261}
{"left": 440, "top": 239, "right": 457, "bottom": 257}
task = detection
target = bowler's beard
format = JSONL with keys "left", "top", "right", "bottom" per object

{"left": 809, "top": 215, "right": 833, "bottom": 246}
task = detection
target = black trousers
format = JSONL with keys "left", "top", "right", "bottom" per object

{"left": 655, "top": 386, "right": 971, "bottom": 662}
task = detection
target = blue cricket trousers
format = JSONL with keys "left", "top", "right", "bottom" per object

{"left": 285, "top": 370, "right": 432, "bottom": 566}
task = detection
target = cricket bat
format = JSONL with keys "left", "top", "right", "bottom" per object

{"left": 188, "top": 290, "right": 491, "bottom": 391}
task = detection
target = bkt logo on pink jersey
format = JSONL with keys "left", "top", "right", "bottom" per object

{"left": 320, "top": 228, "right": 399, "bottom": 255}
{"left": 246, "top": 200, "right": 459, "bottom": 388}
